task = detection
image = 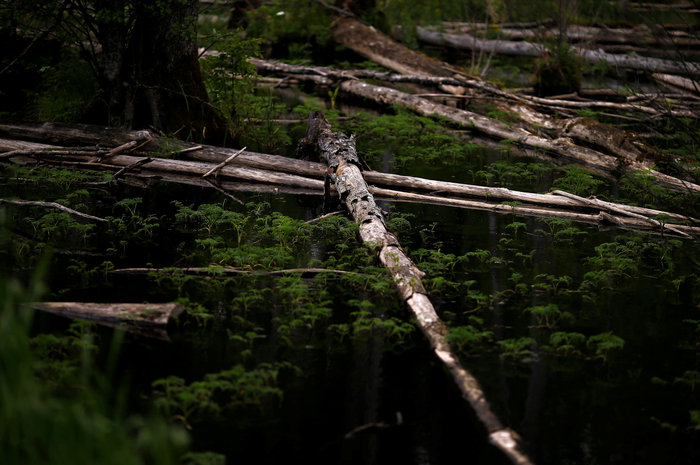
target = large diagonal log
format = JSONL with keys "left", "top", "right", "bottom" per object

{"left": 300, "top": 111, "right": 535, "bottom": 465}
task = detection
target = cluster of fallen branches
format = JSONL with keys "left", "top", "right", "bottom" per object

{"left": 1, "top": 123, "right": 697, "bottom": 238}
{"left": 250, "top": 56, "right": 699, "bottom": 194}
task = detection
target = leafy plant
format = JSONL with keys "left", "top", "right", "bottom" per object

{"left": 498, "top": 337, "right": 537, "bottom": 361}
{"left": 586, "top": 331, "right": 625, "bottom": 360}
{"left": 152, "top": 362, "right": 297, "bottom": 427}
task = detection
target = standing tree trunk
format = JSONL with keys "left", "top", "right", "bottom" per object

{"left": 84, "top": 0, "right": 225, "bottom": 143}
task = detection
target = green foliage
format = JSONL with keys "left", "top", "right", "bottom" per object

{"left": 0, "top": 272, "right": 188, "bottom": 465}
{"left": 200, "top": 30, "right": 289, "bottom": 151}
{"left": 330, "top": 299, "right": 414, "bottom": 344}
{"left": 586, "top": 331, "right": 625, "bottom": 360}
{"left": 34, "top": 51, "right": 97, "bottom": 122}
{"left": 246, "top": 1, "right": 334, "bottom": 50}
{"left": 446, "top": 325, "right": 494, "bottom": 352}
{"left": 523, "top": 303, "right": 573, "bottom": 329}
{"left": 469, "top": 160, "right": 552, "bottom": 188}
{"left": 536, "top": 217, "right": 586, "bottom": 243}
{"left": 548, "top": 331, "right": 586, "bottom": 355}
{"left": 174, "top": 202, "right": 249, "bottom": 245}
{"left": 152, "top": 362, "right": 297, "bottom": 427}
{"left": 553, "top": 165, "right": 604, "bottom": 196}
{"left": 340, "top": 110, "right": 478, "bottom": 170}
{"left": 498, "top": 336, "right": 536, "bottom": 360}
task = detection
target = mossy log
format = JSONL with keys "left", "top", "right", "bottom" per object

{"left": 300, "top": 110, "right": 535, "bottom": 465}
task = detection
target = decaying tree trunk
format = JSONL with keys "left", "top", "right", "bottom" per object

{"left": 81, "top": 0, "right": 226, "bottom": 143}
{"left": 299, "top": 111, "right": 535, "bottom": 465}
{"left": 432, "top": 23, "right": 700, "bottom": 48}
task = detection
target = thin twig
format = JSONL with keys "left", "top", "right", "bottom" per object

{"left": 202, "top": 146, "right": 246, "bottom": 178}
{"left": 113, "top": 157, "right": 153, "bottom": 179}
{"left": 0, "top": 198, "right": 108, "bottom": 223}
{"left": 100, "top": 140, "right": 139, "bottom": 161}
{"left": 204, "top": 177, "right": 244, "bottom": 205}
{"left": 305, "top": 210, "right": 345, "bottom": 224}
{"left": 109, "top": 266, "right": 366, "bottom": 277}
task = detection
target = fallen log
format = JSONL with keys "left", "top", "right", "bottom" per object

{"left": 0, "top": 198, "right": 107, "bottom": 223}
{"left": 338, "top": 79, "right": 700, "bottom": 193}
{"left": 32, "top": 302, "right": 183, "bottom": 340}
{"left": 109, "top": 266, "right": 365, "bottom": 278}
{"left": 330, "top": 18, "right": 697, "bottom": 189}
{"left": 413, "top": 26, "right": 700, "bottom": 77}
{"left": 1, "top": 132, "right": 696, "bottom": 236}
{"left": 652, "top": 73, "right": 700, "bottom": 95}
{"left": 432, "top": 23, "right": 700, "bottom": 48}
{"left": 300, "top": 110, "right": 535, "bottom": 465}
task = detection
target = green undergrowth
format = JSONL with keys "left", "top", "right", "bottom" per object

{"left": 0, "top": 270, "right": 189, "bottom": 465}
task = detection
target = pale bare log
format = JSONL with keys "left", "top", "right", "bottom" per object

{"left": 432, "top": 23, "right": 700, "bottom": 48}
{"left": 1, "top": 134, "right": 695, "bottom": 228}
{"left": 651, "top": 73, "right": 700, "bottom": 95}
{"left": 109, "top": 266, "right": 362, "bottom": 277}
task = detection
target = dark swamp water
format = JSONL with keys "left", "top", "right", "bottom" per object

{"left": 2, "top": 124, "right": 699, "bottom": 465}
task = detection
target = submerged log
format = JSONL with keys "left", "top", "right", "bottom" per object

{"left": 301, "top": 111, "right": 535, "bottom": 465}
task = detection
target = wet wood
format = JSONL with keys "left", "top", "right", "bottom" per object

{"left": 369, "top": 186, "right": 699, "bottom": 238}
{"left": 432, "top": 23, "right": 700, "bottom": 48}
{"left": 329, "top": 18, "right": 698, "bottom": 178}
{"left": 301, "top": 111, "right": 536, "bottom": 465}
